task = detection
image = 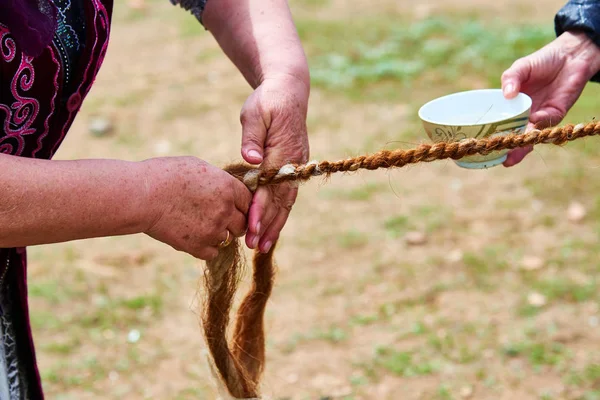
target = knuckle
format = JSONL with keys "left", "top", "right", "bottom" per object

{"left": 242, "top": 134, "right": 263, "bottom": 148}
{"left": 283, "top": 201, "right": 294, "bottom": 212}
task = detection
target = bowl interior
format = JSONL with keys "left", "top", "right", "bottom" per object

{"left": 418, "top": 89, "right": 532, "bottom": 126}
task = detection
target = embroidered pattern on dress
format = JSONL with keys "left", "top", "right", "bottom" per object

{"left": 0, "top": 25, "right": 61, "bottom": 157}
{"left": 52, "top": 0, "right": 110, "bottom": 157}
{"left": 52, "top": 0, "right": 86, "bottom": 90}
{"left": 0, "top": 31, "right": 39, "bottom": 156}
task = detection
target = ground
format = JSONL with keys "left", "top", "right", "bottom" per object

{"left": 27, "top": 0, "right": 600, "bottom": 399}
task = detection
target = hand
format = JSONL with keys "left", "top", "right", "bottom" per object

{"left": 239, "top": 75, "right": 310, "bottom": 253}
{"left": 501, "top": 30, "right": 600, "bottom": 166}
{"left": 142, "top": 156, "right": 252, "bottom": 260}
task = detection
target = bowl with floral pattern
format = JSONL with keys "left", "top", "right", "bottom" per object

{"left": 418, "top": 89, "right": 532, "bottom": 169}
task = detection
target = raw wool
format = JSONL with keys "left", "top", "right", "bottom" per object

{"left": 201, "top": 170, "right": 276, "bottom": 398}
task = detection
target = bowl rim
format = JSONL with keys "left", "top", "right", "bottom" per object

{"left": 418, "top": 89, "right": 532, "bottom": 127}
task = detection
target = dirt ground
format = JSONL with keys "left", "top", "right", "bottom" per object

{"left": 27, "top": 0, "right": 600, "bottom": 399}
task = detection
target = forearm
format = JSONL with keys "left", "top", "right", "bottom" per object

{"left": 0, "top": 154, "right": 151, "bottom": 248}
{"left": 202, "top": 0, "right": 310, "bottom": 91}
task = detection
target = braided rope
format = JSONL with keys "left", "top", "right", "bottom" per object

{"left": 234, "top": 122, "right": 600, "bottom": 191}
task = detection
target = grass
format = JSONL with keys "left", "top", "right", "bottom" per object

{"left": 372, "top": 346, "right": 441, "bottom": 377}
{"left": 337, "top": 229, "right": 370, "bottom": 248}
{"left": 383, "top": 215, "right": 412, "bottom": 237}
{"left": 503, "top": 341, "right": 568, "bottom": 368}
{"left": 297, "top": 15, "right": 554, "bottom": 101}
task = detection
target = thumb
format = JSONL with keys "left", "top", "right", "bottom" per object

{"left": 501, "top": 58, "right": 531, "bottom": 99}
{"left": 240, "top": 95, "right": 269, "bottom": 165}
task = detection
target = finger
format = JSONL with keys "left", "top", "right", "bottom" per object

{"left": 258, "top": 185, "right": 297, "bottom": 253}
{"left": 530, "top": 108, "right": 565, "bottom": 129}
{"left": 231, "top": 177, "right": 253, "bottom": 214}
{"left": 245, "top": 187, "right": 277, "bottom": 249}
{"left": 503, "top": 146, "right": 533, "bottom": 167}
{"left": 227, "top": 210, "right": 248, "bottom": 237}
{"left": 240, "top": 95, "right": 268, "bottom": 165}
{"left": 501, "top": 58, "right": 531, "bottom": 99}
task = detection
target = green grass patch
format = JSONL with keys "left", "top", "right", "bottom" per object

{"left": 534, "top": 278, "right": 597, "bottom": 304}
{"left": 503, "top": 341, "right": 568, "bottom": 368}
{"left": 337, "top": 230, "right": 369, "bottom": 248}
{"left": 373, "top": 346, "right": 440, "bottom": 376}
{"left": 298, "top": 15, "right": 553, "bottom": 101}
{"left": 384, "top": 215, "right": 412, "bottom": 237}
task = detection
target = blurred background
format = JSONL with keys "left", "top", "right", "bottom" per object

{"left": 31, "top": 0, "right": 600, "bottom": 398}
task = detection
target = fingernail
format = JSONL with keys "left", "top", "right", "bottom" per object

{"left": 251, "top": 236, "right": 259, "bottom": 249}
{"left": 248, "top": 150, "right": 262, "bottom": 161}
{"left": 256, "top": 222, "right": 261, "bottom": 235}
{"left": 504, "top": 83, "right": 515, "bottom": 96}
{"left": 262, "top": 241, "right": 273, "bottom": 253}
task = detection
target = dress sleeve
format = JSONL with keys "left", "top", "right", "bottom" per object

{"left": 170, "top": 0, "right": 208, "bottom": 26}
{"left": 555, "top": 0, "right": 600, "bottom": 82}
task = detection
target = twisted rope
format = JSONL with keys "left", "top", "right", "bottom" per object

{"left": 231, "top": 122, "right": 600, "bottom": 191}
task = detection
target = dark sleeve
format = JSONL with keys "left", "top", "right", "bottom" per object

{"left": 555, "top": 0, "right": 600, "bottom": 82}
{"left": 170, "top": 0, "right": 208, "bottom": 26}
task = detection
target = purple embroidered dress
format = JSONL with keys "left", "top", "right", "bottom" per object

{"left": 0, "top": 0, "right": 113, "bottom": 397}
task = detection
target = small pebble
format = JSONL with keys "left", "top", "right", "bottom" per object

{"left": 567, "top": 201, "right": 586, "bottom": 223}
{"left": 405, "top": 231, "right": 427, "bottom": 246}
{"left": 127, "top": 329, "right": 141, "bottom": 343}
{"left": 483, "top": 348, "right": 495, "bottom": 359}
{"left": 450, "top": 179, "right": 463, "bottom": 192}
{"left": 589, "top": 316, "right": 599, "bottom": 327}
{"left": 447, "top": 249, "right": 463, "bottom": 263}
{"left": 88, "top": 117, "right": 113, "bottom": 137}
{"left": 527, "top": 292, "right": 547, "bottom": 307}
{"left": 531, "top": 200, "right": 543, "bottom": 212}
{"left": 460, "top": 386, "right": 473, "bottom": 398}
{"left": 153, "top": 139, "right": 171, "bottom": 155}
{"left": 286, "top": 373, "right": 298, "bottom": 384}
{"left": 520, "top": 256, "right": 544, "bottom": 271}
{"left": 109, "top": 371, "right": 119, "bottom": 381}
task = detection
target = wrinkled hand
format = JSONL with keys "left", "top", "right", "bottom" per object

{"left": 239, "top": 75, "right": 310, "bottom": 253}
{"left": 501, "top": 30, "right": 600, "bottom": 167}
{"left": 142, "top": 156, "right": 252, "bottom": 260}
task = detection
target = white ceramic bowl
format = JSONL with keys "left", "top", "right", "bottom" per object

{"left": 418, "top": 89, "right": 532, "bottom": 169}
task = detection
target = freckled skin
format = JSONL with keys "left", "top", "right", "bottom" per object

{"left": 143, "top": 157, "right": 252, "bottom": 260}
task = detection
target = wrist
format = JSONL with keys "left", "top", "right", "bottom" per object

{"left": 133, "top": 159, "right": 166, "bottom": 234}
{"left": 262, "top": 68, "right": 311, "bottom": 108}
{"left": 560, "top": 30, "right": 600, "bottom": 79}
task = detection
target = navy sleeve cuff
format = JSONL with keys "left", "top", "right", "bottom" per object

{"left": 555, "top": 0, "right": 600, "bottom": 82}
{"left": 170, "top": 0, "right": 208, "bottom": 27}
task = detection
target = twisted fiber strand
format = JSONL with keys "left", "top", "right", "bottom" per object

{"left": 237, "top": 122, "right": 600, "bottom": 189}
{"left": 202, "top": 164, "right": 278, "bottom": 399}
{"left": 203, "top": 237, "right": 257, "bottom": 397}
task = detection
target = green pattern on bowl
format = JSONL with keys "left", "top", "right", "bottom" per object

{"left": 422, "top": 112, "right": 530, "bottom": 165}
